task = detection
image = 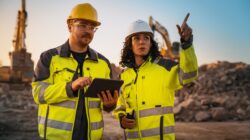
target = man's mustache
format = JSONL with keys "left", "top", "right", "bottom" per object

{"left": 81, "top": 32, "right": 91, "bottom": 38}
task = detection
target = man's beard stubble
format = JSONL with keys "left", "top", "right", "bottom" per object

{"left": 79, "top": 32, "right": 92, "bottom": 48}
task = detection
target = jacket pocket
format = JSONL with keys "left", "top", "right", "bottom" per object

{"left": 53, "top": 67, "right": 75, "bottom": 83}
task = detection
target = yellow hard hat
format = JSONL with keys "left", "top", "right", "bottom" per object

{"left": 67, "top": 3, "right": 101, "bottom": 26}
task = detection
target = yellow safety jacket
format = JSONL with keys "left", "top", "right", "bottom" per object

{"left": 114, "top": 45, "right": 198, "bottom": 140}
{"left": 32, "top": 41, "right": 112, "bottom": 140}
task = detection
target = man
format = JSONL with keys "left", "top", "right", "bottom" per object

{"left": 32, "top": 3, "right": 118, "bottom": 140}
{"left": 114, "top": 14, "right": 198, "bottom": 140}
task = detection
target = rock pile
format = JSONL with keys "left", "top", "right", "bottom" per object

{"left": 0, "top": 61, "right": 249, "bottom": 139}
{"left": 174, "top": 61, "right": 250, "bottom": 122}
{"left": 0, "top": 83, "right": 39, "bottom": 140}
{"left": 0, "top": 83, "right": 123, "bottom": 140}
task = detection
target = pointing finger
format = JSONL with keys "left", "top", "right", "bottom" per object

{"left": 182, "top": 13, "right": 190, "bottom": 26}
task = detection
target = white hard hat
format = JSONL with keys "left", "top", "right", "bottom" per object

{"left": 125, "top": 20, "right": 153, "bottom": 41}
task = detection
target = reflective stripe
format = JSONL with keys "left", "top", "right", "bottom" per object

{"left": 32, "top": 84, "right": 39, "bottom": 94}
{"left": 37, "top": 82, "right": 49, "bottom": 104}
{"left": 153, "top": 57, "right": 160, "bottom": 64}
{"left": 38, "top": 116, "right": 44, "bottom": 125}
{"left": 51, "top": 100, "right": 76, "bottom": 109}
{"left": 89, "top": 100, "right": 100, "bottom": 108}
{"left": 38, "top": 116, "right": 72, "bottom": 131}
{"left": 179, "top": 68, "right": 197, "bottom": 80}
{"left": 139, "top": 106, "right": 173, "bottom": 118}
{"left": 91, "top": 120, "right": 104, "bottom": 130}
{"left": 141, "top": 126, "right": 174, "bottom": 137}
{"left": 126, "top": 126, "right": 174, "bottom": 139}
{"left": 127, "top": 131, "right": 139, "bottom": 139}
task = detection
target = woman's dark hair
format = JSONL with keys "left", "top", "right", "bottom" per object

{"left": 119, "top": 36, "right": 161, "bottom": 68}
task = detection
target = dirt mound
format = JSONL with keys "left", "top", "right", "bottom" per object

{"left": 174, "top": 61, "right": 250, "bottom": 122}
{"left": 0, "top": 83, "right": 39, "bottom": 140}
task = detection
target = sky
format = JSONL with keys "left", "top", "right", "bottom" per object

{"left": 0, "top": 0, "right": 250, "bottom": 67}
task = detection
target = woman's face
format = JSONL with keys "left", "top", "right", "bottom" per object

{"left": 131, "top": 33, "right": 151, "bottom": 58}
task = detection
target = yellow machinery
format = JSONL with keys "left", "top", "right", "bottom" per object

{"left": 0, "top": 0, "right": 33, "bottom": 83}
{"left": 149, "top": 16, "right": 180, "bottom": 60}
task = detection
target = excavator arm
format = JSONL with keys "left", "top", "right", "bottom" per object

{"left": 149, "top": 16, "right": 179, "bottom": 60}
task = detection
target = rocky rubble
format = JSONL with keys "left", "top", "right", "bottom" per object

{"left": 0, "top": 83, "right": 39, "bottom": 140}
{"left": 174, "top": 61, "right": 250, "bottom": 122}
{"left": 0, "top": 61, "right": 249, "bottom": 139}
{"left": 0, "top": 83, "right": 124, "bottom": 140}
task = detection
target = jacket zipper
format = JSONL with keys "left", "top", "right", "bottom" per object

{"left": 44, "top": 105, "right": 50, "bottom": 140}
{"left": 82, "top": 61, "right": 91, "bottom": 140}
{"left": 133, "top": 68, "right": 141, "bottom": 138}
{"left": 133, "top": 68, "right": 138, "bottom": 84}
{"left": 160, "top": 116, "right": 164, "bottom": 140}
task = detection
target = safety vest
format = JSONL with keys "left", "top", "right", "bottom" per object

{"left": 32, "top": 41, "right": 112, "bottom": 140}
{"left": 114, "top": 46, "right": 198, "bottom": 140}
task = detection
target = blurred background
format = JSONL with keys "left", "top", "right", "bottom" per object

{"left": 1, "top": 0, "right": 250, "bottom": 66}
{"left": 0, "top": 0, "right": 249, "bottom": 140}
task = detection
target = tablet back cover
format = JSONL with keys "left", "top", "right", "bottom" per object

{"left": 85, "top": 78, "right": 124, "bottom": 98}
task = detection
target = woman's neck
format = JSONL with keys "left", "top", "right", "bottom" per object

{"left": 134, "top": 56, "right": 145, "bottom": 67}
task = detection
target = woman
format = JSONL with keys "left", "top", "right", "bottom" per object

{"left": 114, "top": 15, "right": 198, "bottom": 140}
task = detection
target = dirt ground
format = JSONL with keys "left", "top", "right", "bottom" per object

{"left": 0, "top": 110, "right": 250, "bottom": 140}
{"left": 175, "top": 121, "right": 250, "bottom": 140}
{"left": 102, "top": 112, "right": 250, "bottom": 140}
{"left": 0, "top": 86, "right": 249, "bottom": 140}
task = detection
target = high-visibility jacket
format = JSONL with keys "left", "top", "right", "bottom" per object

{"left": 32, "top": 40, "right": 112, "bottom": 140}
{"left": 114, "top": 45, "right": 198, "bottom": 140}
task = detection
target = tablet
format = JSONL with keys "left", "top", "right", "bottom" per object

{"left": 85, "top": 78, "right": 124, "bottom": 98}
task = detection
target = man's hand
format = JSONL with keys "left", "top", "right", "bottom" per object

{"left": 71, "top": 77, "right": 92, "bottom": 91}
{"left": 98, "top": 90, "right": 118, "bottom": 108}
{"left": 121, "top": 116, "right": 136, "bottom": 129}
{"left": 176, "top": 13, "right": 192, "bottom": 42}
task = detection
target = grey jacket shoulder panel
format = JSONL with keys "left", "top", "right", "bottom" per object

{"left": 155, "top": 58, "right": 178, "bottom": 71}
{"left": 96, "top": 51, "right": 113, "bottom": 79}
{"left": 34, "top": 48, "right": 58, "bottom": 81}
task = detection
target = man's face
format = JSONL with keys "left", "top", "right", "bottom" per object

{"left": 131, "top": 33, "right": 151, "bottom": 58}
{"left": 69, "top": 19, "right": 97, "bottom": 47}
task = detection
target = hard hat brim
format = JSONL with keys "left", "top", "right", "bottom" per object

{"left": 67, "top": 18, "right": 101, "bottom": 26}
{"left": 125, "top": 32, "right": 153, "bottom": 41}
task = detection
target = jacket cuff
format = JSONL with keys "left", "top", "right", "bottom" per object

{"left": 181, "top": 35, "right": 193, "bottom": 50}
{"left": 66, "top": 81, "right": 78, "bottom": 98}
{"left": 103, "top": 104, "right": 116, "bottom": 113}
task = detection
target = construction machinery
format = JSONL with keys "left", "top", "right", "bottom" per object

{"left": 0, "top": 0, "right": 33, "bottom": 83}
{"left": 149, "top": 16, "right": 180, "bottom": 60}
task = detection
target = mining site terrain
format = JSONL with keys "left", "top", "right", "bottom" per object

{"left": 1, "top": 61, "right": 250, "bottom": 140}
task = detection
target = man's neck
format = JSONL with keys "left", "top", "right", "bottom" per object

{"left": 69, "top": 39, "right": 88, "bottom": 53}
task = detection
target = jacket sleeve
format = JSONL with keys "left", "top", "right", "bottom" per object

{"left": 179, "top": 45, "right": 198, "bottom": 84}
{"left": 168, "top": 44, "right": 198, "bottom": 90}
{"left": 101, "top": 58, "right": 116, "bottom": 112}
{"left": 113, "top": 90, "right": 127, "bottom": 119}
{"left": 31, "top": 51, "right": 75, "bottom": 105}
{"left": 112, "top": 73, "right": 132, "bottom": 119}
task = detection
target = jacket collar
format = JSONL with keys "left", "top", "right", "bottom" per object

{"left": 125, "top": 56, "right": 152, "bottom": 69}
{"left": 139, "top": 56, "right": 152, "bottom": 68}
{"left": 59, "top": 40, "right": 98, "bottom": 61}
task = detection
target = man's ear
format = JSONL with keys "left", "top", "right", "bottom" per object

{"left": 67, "top": 21, "right": 72, "bottom": 32}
